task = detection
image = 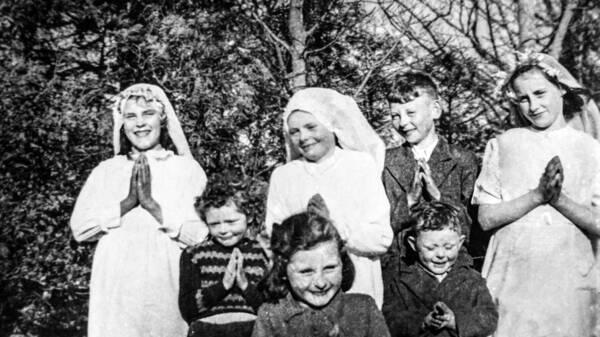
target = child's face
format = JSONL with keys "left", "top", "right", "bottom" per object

{"left": 389, "top": 93, "right": 440, "bottom": 145}
{"left": 409, "top": 228, "right": 464, "bottom": 276}
{"left": 122, "top": 98, "right": 165, "bottom": 154}
{"left": 287, "top": 110, "right": 336, "bottom": 163}
{"left": 204, "top": 202, "right": 248, "bottom": 247}
{"left": 286, "top": 240, "right": 342, "bottom": 308}
{"left": 512, "top": 70, "right": 566, "bottom": 131}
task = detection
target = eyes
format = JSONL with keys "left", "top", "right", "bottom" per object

{"left": 123, "top": 109, "right": 159, "bottom": 120}
{"left": 207, "top": 218, "right": 242, "bottom": 227}
{"left": 289, "top": 123, "right": 318, "bottom": 136}
{"left": 423, "top": 244, "right": 456, "bottom": 251}
{"left": 296, "top": 263, "right": 340, "bottom": 276}
{"left": 517, "top": 90, "right": 547, "bottom": 104}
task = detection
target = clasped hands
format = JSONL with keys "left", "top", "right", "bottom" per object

{"left": 121, "top": 154, "right": 162, "bottom": 222}
{"left": 223, "top": 248, "right": 249, "bottom": 291}
{"left": 423, "top": 301, "right": 456, "bottom": 332}
{"left": 535, "top": 155, "right": 563, "bottom": 206}
{"left": 407, "top": 159, "right": 441, "bottom": 208}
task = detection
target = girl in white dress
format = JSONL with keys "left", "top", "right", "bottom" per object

{"left": 473, "top": 53, "right": 600, "bottom": 337}
{"left": 265, "top": 88, "right": 393, "bottom": 308}
{"left": 71, "top": 84, "right": 208, "bottom": 337}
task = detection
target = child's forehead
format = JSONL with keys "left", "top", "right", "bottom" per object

{"left": 204, "top": 202, "right": 244, "bottom": 218}
{"left": 416, "top": 228, "right": 461, "bottom": 242}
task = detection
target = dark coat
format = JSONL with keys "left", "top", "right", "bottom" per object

{"left": 381, "top": 138, "right": 480, "bottom": 282}
{"left": 252, "top": 292, "right": 391, "bottom": 337}
{"left": 382, "top": 257, "right": 497, "bottom": 337}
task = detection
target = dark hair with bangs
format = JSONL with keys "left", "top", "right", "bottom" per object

{"left": 386, "top": 72, "right": 439, "bottom": 103}
{"left": 258, "top": 212, "right": 355, "bottom": 302}
{"left": 508, "top": 64, "right": 591, "bottom": 122}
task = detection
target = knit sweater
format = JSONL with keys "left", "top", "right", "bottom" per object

{"left": 179, "top": 238, "right": 268, "bottom": 323}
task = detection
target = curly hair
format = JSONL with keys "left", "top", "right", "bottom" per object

{"left": 386, "top": 71, "right": 439, "bottom": 103}
{"left": 195, "top": 172, "right": 267, "bottom": 236}
{"left": 507, "top": 64, "right": 590, "bottom": 123}
{"left": 258, "top": 212, "right": 355, "bottom": 302}
{"left": 408, "top": 201, "right": 463, "bottom": 237}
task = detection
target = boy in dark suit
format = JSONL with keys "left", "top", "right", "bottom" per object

{"left": 381, "top": 72, "right": 479, "bottom": 283}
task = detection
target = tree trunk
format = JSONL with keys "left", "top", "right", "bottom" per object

{"left": 548, "top": 0, "right": 578, "bottom": 58}
{"left": 288, "top": 0, "right": 307, "bottom": 92}
{"left": 517, "top": 0, "right": 537, "bottom": 51}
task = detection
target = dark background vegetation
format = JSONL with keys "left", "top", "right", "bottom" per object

{"left": 1, "top": 0, "right": 598, "bottom": 335}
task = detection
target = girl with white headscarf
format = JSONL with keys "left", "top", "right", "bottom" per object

{"left": 265, "top": 88, "right": 393, "bottom": 308}
{"left": 473, "top": 53, "right": 600, "bottom": 336}
{"left": 71, "top": 84, "right": 208, "bottom": 337}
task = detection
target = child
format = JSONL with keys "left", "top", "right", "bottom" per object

{"left": 265, "top": 88, "right": 392, "bottom": 308}
{"left": 179, "top": 179, "right": 269, "bottom": 337}
{"left": 381, "top": 72, "right": 479, "bottom": 283}
{"left": 382, "top": 201, "right": 497, "bottom": 337}
{"left": 70, "top": 84, "right": 207, "bottom": 337}
{"left": 253, "top": 195, "right": 391, "bottom": 337}
{"left": 474, "top": 52, "right": 600, "bottom": 336}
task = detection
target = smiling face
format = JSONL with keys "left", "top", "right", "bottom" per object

{"left": 286, "top": 240, "right": 343, "bottom": 309}
{"left": 511, "top": 69, "right": 566, "bottom": 131}
{"left": 409, "top": 228, "right": 464, "bottom": 277}
{"left": 287, "top": 110, "right": 336, "bottom": 163}
{"left": 204, "top": 201, "right": 248, "bottom": 247}
{"left": 389, "top": 93, "right": 440, "bottom": 145}
{"left": 122, "top": 97, "right": 165, "bottom": 154}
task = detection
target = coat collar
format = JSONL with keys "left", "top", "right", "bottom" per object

{"left": 385, "top": 137, "right": 457, "bottom": 192}
{"left": 397, "top": 251, "right": 473, "bottom": 305}
{"left": 281, "top": 291, "right": 343, "bottom": 324}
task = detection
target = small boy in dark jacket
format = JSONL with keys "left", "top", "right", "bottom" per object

{"left": 382, "top": 201, "right": 497, "bottom": 337}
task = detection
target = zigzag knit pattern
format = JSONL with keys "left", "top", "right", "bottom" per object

{"left": 179, "top": 238, "right": 268, "bottom": 322}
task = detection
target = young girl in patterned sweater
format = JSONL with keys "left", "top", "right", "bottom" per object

{"left": 179, "top": 178, "right": 268, "bottom": 337}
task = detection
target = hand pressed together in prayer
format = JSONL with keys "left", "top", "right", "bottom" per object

{"left": 120, "top": 154, "right": 163, "bottom": 223}
{"left": 407, "top": 159, "right": 441, "bottom": 208}
{"left": 423, "top": 301, "right": 456, "bottom": 332}
{"left": 535, "top": 155, "right": 563, "bottom": 205}
{"left": 222, "top": 248, "right": 248, "bottom": 291}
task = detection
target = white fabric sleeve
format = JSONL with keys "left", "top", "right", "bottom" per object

{"left": 70, "top": 163, "right": 122, "bottom": 242}
{"left": 472, "top": 139, "right": 503, "bottom": 205}
{"left": 343, "top": 157, "right": 393, "bottom": 256}
{"left": 158, "top": 159, "right": 208, "bottom": 246}
{"left": 265, "top": 167, "right": 286, "bottom": 237}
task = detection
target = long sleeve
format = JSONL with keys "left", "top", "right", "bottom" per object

{"left": 158, "top": 158, "right": 208, "bottom": 246}
{"left": 453, "top": 278, "right": 498, "bottom": 337}
{"left": 343, "top": 155, "right": 393, "bottom": 256}
{"left": 252, "top": 305, "right": 277, "bottom": 337}
{"left": 366, "top": 296, "right": 392, "bottom": 337}
{"left": 70, "top": 162, "right": 122, "bottom": 242}
{"left": 382, "top": 279, "right": 426, "bottom": 337}
{"left": 265, "top": 167, "right": 286, "bottom": 236}
{"left": 178, "top": 249, "right": 229, "bottom": 323}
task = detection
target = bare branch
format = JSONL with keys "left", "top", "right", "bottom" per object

{"left": 547, "top": 0, "right": 578, "bottom": 58}
{"left": 250, "top": 11, "right": 291, "bottom": 51}
{"left": 354, "top": 40, "right": 401, "bottom": 98}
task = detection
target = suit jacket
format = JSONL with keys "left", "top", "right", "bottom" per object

{"left": 381, "top": 138, "right": 479, "bottom": 282}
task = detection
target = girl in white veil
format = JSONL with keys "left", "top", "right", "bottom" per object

{"left": 71, "top": 84, "right": 207, "bottom": 337}
{"left": 265, "top": 88, "right": 393, "bottom": 308}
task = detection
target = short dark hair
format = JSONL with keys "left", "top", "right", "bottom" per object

{"left": 259, "top": 212, "right": 355, "bottom": 302}
{"left": 387, "top": 72, "right": 439, "bottom": 103}
{"left": 409, "top": 201, "right": 463, "bottom": 237}
{"left": 508, "top": 64, "right": 590, "bottom": 122}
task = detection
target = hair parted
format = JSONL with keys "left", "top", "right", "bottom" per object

{"left": 507, "top": 63, "right": 590, "bottom": 122}
{"left": 258, "top": 211, "right": 355, "bottom": 302}
{"left": 386, "top": 71, "right": 439, "bottom": 103}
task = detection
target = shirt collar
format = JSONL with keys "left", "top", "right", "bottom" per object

{"left": 127, "top": 148, "right": 174, "bottom": 161}
{"left": 411, "top": 133, "right": 439, "bottom": 161}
